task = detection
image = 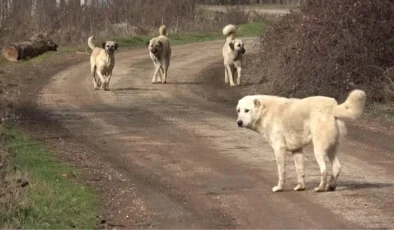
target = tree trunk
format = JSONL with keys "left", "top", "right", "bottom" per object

{"left": 2, "top": 33, "right": 58, "bottom": 62}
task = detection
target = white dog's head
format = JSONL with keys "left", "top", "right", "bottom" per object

{"left": 236, "top": 96, "right": 262, "bottom": 130}
{"left": 102, "top": 41, "right": 118, "bottom": 55}
{"left": 148, "top": 38, "right": 163, "bottom": 55}
{"left": 229, "top": 39, "right": 246, "bottom": 56}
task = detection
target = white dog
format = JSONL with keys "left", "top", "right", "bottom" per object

{"left": 236, "top": 90, "right": 367, "bottom": 192}
{"left": 222, "top": 24, "right": 246, "bottom": 87}
{"left": 148, "top": 25, "right": 171, "bottom": 84}
{"left": 88, "top": 36, "right": 118, "bottom": 91}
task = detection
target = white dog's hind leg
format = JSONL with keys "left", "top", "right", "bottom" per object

{"left": 313, "top": 146, "right": 328, "bottom": 192}
{"left": 162, "top": 59, "right": 170, "bottom": 84}
{"left": 327, "top": 145, "right": 341, "bottom": 191}
{"left": 91, "top": 65, "right": 99, "bottom": 90}
{"left": 272, "top": 148, "right": 286, "bottom": 192}
{"left": 226, "top": 65, "right": 236, "bottom": 87}
{"left": 292, "top": 149, "right": 305, "bottom": 191}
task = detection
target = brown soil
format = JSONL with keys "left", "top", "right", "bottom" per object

{"left": 2, "top": 38, "right": 394, "bottom": 228}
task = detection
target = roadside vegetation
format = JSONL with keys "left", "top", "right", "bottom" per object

{"left": 247, "top": 0, "right": 394, "bottom": 104}
{"left": 0, "top": 124, "right": 98, "bottom": 229}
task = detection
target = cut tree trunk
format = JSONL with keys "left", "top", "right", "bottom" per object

{"left": 2, "top": 33, "right": 58, "bottom": 62}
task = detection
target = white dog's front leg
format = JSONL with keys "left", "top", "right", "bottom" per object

{"left": 236, "top": 67, "right": 242, "bottom": 86}
{"left": 162, "top": 65, "right": 169, "bottom": 84}
{"left": 225, "top": 65, "right": 236, "bottom": 87}
{"left": 104, "top": 70, "right": 113, "bottom": 91}
{"left": 159, "top": 67, "right": 164, "bottom": 82}
{"left": 224, "top": 66, "right": 229, "bottom": 84}
{"left": 273, "top": 148, "right": 286, "bottom": 192}
{"left": 151, "top": 63, "right": 161, "bottom": 84}
{"left": 96, "top": 70, "right": 106, "bottom": 89}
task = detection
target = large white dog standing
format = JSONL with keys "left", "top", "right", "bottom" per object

{"left": 236, "top": 90, "right": 366, "bottom": 192}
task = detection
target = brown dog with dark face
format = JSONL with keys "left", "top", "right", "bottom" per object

{"left": 88, "top": 36, "right": 118, "bottom": 91}
{"left": 222, "top": 24, "right": 246, "bottom": 87}
{"left": 147, "top": 25, "right": 171, "bottom": 84}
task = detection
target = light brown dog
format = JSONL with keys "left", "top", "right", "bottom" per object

{"left": 222, "top": 24, "right": 246, "bottom": 87}
{"left": 147, "top": 25, "right": 171, "bottom": 84}
{"left": 236, "top": 90, "right": 367, "bottom": 192}
{"left": 88, "top": 36, "right": 118, "bottom": 91}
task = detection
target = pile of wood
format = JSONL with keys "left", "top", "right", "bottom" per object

{"left": 2, "top": 33, "right": 58, "bottom": 62}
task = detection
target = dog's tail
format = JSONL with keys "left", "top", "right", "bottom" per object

{"left": 333, "top": 89, "right": 367, "bottom": 120}
{"left": 223, "top": 24, "right": 237, "bottom": 42}
{"left": 88, "top": 36, "right": 96, "bottom": 51}
{"left": 159, "top": 25, "right": 167, "bottom": 36}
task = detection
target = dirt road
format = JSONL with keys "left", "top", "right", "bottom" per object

{"left": 19, "top": 39, "right": 394, "bottom": 228}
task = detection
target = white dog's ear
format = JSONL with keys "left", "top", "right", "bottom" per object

{"left": 254, "top": 99, "right": 261, "bottom": 108}
{"left": 158, "top": 40, "right": 163, "bottom": 47}
{"left": 114, "top": 42, "right": 118, "bottom": 50}
{"left": 229, "top": 41, "right": 234, "bottom": 51}
{"left": 145, "top": 41, "right": 150, "bottom": 47}
{"left": 101, "top": 42, "right": 106, "bottom": 49}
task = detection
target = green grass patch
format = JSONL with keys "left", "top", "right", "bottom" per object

{"left": 7, "top": 21, "right": 267, "bottom": 64}
{"left": 117, "top": 21, "right": 266, "bottom": 49}
{"left": 238, "top": 22, "right": 267, "bottom": 37}
{"left": 248, "top": 4, "right": 297, "bottom": 9}
{"left": 1, "top": 125, "right": 98, "bottom": 229}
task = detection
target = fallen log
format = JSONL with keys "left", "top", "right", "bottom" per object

{"left": 2, "top": 33, "right": 58, "bottom": 62}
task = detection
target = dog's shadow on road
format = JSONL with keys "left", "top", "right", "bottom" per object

{"left": 337, "top": 180, "right": 394, "bottom": 191}
{"left": 165, "top": 82, "right": 207, "bottom": 85}
{"left": 112, "top": 87, "right": 159, "bottom": 92}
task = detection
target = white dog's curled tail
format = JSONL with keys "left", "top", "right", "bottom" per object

{"left": 333, "top": 89, "right": 367, "bottom": 120}
{"left": 223, "top": 24, "right": 237, "bottom": 42}
{"left": 159, "top": 25, "right": 167, "bottom": 36}
{"left": 88, "top": 36, "right": 96, "bottom": 50}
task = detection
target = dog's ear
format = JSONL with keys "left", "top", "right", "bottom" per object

{"left": 145, "top": 41, "right": 150, "bottom": 47}
{"left": 158, "top": 40, "right": 163, "bottom": 47}
{"left": 229, "top": 41, "right": 235, "bottom": 51}
{"left": 253, "top": 99, "right": 261, "bottom": 109}
{"left": 114, "top": 42, "right": 118, "bottom": 50}
{"left": 102, "top": 42, "right": 106, "bottom": 49}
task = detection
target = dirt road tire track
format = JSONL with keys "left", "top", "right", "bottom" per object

{"left": 17, "top": 39, "right": 394, "bottom": 228}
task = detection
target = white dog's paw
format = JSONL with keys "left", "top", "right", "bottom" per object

{"left": 236, "top": 79, "right": 241, "bottom": 86}
{"left": 314, "top": 187, "right": 326, "bottom": 192}
{"left": 230, "top": 84, "right": 237, "bottom": 87}
{"left": 272, "top": 186, "right": 283, "bottom": 192}
{"left": 225, "top": 78, "right": 229, "bottom": 84}
{"left": 294, "top": 184, "right": 305, "bottom": 191}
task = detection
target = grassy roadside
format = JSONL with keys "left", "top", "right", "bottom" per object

{"left": 117, "top": 21, "right": 267, "bottom": 47}
{"left": 0, "top": 124, "right": 98, "bottom": 229}
{"left": 27, "top": 21, "right": 267, "bottom": 64}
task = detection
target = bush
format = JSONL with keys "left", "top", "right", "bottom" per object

{"left": 253, "top": 0, "right": 394, "bottom": 102}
